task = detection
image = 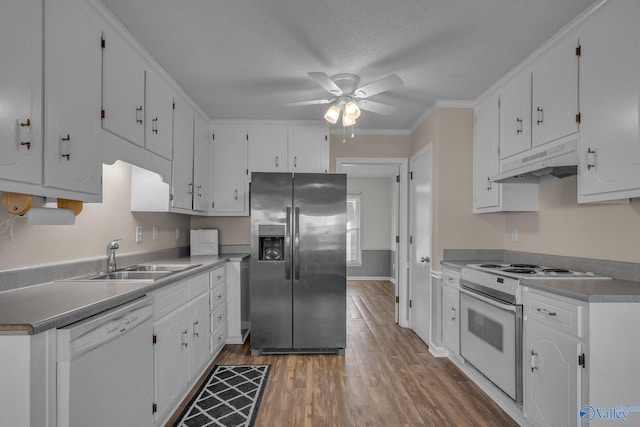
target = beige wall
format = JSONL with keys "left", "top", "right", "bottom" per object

{"left": 190, "top": 216, "right": 250, "bottom": 245}
{"left": 330, "top": 133, "right": 411, "bottom": 171}
{"left": 0, "top": 161, "right": 190, "bottom": 271}
{"left": 411, "top": 108, "right": 505, "bottom": 268}
{"left": 505, "top": 176, "right": 640, "bottom": 263}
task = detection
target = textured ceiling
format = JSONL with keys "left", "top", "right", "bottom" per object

{"left": 99, "top": 0, "right": 597, "bottom": 131}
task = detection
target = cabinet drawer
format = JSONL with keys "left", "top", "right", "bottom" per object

{"left": 188, "top": 272, "right": 209, "bottom": 299}
{"left": 153, "top": 280, "right": 188, "bottom": 320}
{"left": 442, "top": 269, "right": 460, "bottom": 286}
{"left": 210, "top": 266, "right": 225, "bottom": 287}
{"left": 211, "top": 325, "right": 227, "bottom": 354}
{"left": 210, "top": 281, "right": 226, "bottom": 311}
{"left": 211, "top": 304, "right": 226, "bottom": 333}
{"left": 526, "top": 290, "right": 583, "bottom": 337}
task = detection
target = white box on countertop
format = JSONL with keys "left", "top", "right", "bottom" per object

{"left": 190, "top": 229, "right": 219, "bottom": 255}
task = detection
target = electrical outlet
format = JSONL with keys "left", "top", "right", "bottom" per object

{"left": 136, "top": 227, "right": 143, "bottom": 243}
{"left": 511, "top": 228, "right": 518, "bottom": 242}
{"left": 176, "top": 227, "right": 181, "bottom": 240}
{"left": 152, "top": 226, "right": 158, "bottom": 240}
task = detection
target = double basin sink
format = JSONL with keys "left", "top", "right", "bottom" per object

{"left": 69, "top": 263, "right": 202, "bottom": 282}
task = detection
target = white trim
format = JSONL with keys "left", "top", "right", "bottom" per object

{"left": 210, "top": 119, "right": 325, "bottom": 127}
{"left": 428, "top": 345, "right": 449, "bottom": 358}
{"left": 329, "top": 128, "right": 410, "bottom": 136}
{"left": 347, "top": 276, "right": 395, "bottom": 282}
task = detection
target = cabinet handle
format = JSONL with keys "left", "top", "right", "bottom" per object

{"left": 217, "top": 292, "right": 224, "bottom": 300}
{"left": 193, "top": 320, "right": 199, "bottom": 338}
{"left": 587, "top": 148, "right": 596, "bottom": 171}
{"left": 152, "top": 117, "right": 158, "bottom": 134}
{"left": 451, "top": 306, "right": 457, "bottom": 321}
{"left": 19, "top": 118, "right": 32, "bottom": 150}
{"left": 188, "top": 182, "right": 193, "bottom": 196}
{"left": 486, "top": 176, "right": 492, "bottom": 191}
{"left": 20, "top": 141, "right": 32, "bottom": 150}
{"left": 218, "top": 333, "right": 224, "bottom": 342}
{"left": 536, "top": 107, "right": 544, "bottom": 125}
{"left": 218, "top": 313, "right": 224, "bottom": 321}
{"left": 275, "top": 156, "right": 279, "bottom": 168}
{"left": 536, "top": 307, "right": 557, "bottom": 317}
{"left": 181, "top": 329, "right": 189, "bottom": 347}
{"left": 531, "top": 349, "right": 538, "bottom": 373}
{"left": 234, "top": 189, "right": 238, "bottom": 200}
{"left": 136, "top": 106, "right": 143, "bottom": 124}
{"left": 294, "top": 156, "right": 297, "bottom": 168}
{"left": 61, "top": 134, "right": 71, "bottom": 161}
{"left": 20, "top": 118, "right": 31, "bottom": 128}
{"left": 516, "top": 117, "right": 523, "bottom": 134}
{"left": 196, "top": 185, "right": 203, "bottom": 198}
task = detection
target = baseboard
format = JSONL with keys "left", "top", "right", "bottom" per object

{"left": 428, "top": 344, "right": 449, "bottom": 358}
{"left": 347, "top": 276, "right": 395, "bottom": 282}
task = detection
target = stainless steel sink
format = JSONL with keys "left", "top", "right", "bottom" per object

{"left": 66, "top": 263, "right": 201, "bottom": 282}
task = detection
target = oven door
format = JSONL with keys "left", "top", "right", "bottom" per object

{"left": 459, "top": 287, "right": 522, "bottom": 404}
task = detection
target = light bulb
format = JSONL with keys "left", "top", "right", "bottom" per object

{"left": 324, "top": 105, "right": 341, "bottom": 124}
{"left": 344, "top": 101, "right": 361, "bottom": 120}
{"left": 342, "top": 114, "right": 356, "bottom": 127}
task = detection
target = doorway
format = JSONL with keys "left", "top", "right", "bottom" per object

{"left": 337, "top": 157, "right": 408, "bottom": 326}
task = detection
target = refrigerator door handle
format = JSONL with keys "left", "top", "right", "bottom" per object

{"left": 294, "top": 207, "right": 300, "bottom": 280}
{"left": 285, "top": 206, "right": 292, "bottom": 280}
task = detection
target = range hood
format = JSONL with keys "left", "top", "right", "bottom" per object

{"left": 490, "top": 138, "right": 578, "bottom": 183}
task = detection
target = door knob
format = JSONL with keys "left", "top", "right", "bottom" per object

{"left": 421, "top": 256, "right": 430, "bottom": 263}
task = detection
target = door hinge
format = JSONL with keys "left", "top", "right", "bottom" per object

{"left": 576, "top": 44, "right": 581, "bottom": 57}
{"left": 576, "top": 112, "right": 581, "bottom": 124}
{"left": 152, "top": 403, "right": 157, "bottom": 414}
{"left": 212, "top": 133, "right": 215, "bottom": 141}
{"left": 409, "top": 299, "right": 412, "bottom": 308}
{"left": 325, "top": 134, "right": 328, "bottom": 141}
{"left": 152, "top": 334, "right": 157, "bottom": 344}
{"left": 246, "top": 133, "right": 249, "bottom": 141}
{"left": 578, "top": 353, "right": 586, "bottom": 368}
{"left": 101, "top": 37, "right": 105, "bottom": 49}
{"left": 101, "top": 109, "right": 105, "bottom": 119}
{"left": 212, "top": 202, "right": 215, "bottom": 208}
{"left": 396, "top": 175, "right": 400, "bottom": 183}
{"left": 246, "top": 168, "right": 249, "bottom": 175}
{"left": 173, "top": 102, "right": 175, "bottom": 110}
{"left": 409, "top": 171, "right": 413, "bottom": 180}
{"left": 395, "top": 235, "right": 400, "bottom": 243}
{"left": 409, "top": 235, "right": 413, "bottom": 244}
{"left": 395, "top": 296, "right": 399, "bottom": 304}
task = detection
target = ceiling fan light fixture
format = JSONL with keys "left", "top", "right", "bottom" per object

{"left": 324, "top": 105, "right": 341, "bottom": 124}
{"left": 344, "top": 101, "right": 361, "bottom": 120}
{"left": 342, "top": 114, "right": 356, "bottom": 127}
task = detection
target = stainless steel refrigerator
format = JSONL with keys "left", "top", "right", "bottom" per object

{"left": 250, "top": 172, "right": 346, "bottom": 355}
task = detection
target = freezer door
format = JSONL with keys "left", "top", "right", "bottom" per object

{"left": 293, "top": 173, "right": 347, "bottom": 349}
{"left": 250, "top": 172, "right": 293, "bottom": 350}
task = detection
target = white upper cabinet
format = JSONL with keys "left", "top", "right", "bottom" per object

{"left": 145, "top": 69, "right": 174, "bottom": 160}
{"left": 474, "top": 94, "right": 501, "bottom": 211}
{"left": 43, "top": 0, "right": 102, "bottom": 198}
{"left": 192, "top": 115, "right": 211, "bottom": 212}
{"left": 247, "top": 125, "right": 287, "bottom": 175}
{"left": 101, "top": 25, "right": 146, "bottom": 147}
{"left": 499, "top": 70, "right": 532, "bottom": 160}
{"left": 288, "top": 125, "right": 328, "bottom": 173}
{"left": 0, "top": 0, "right": 43, "bottom": 187}
{"left": 578, "top": 0, "right": 640, "bottom": 202}
{"left": 211, "top": 125, "right": 248, "bottom": 216}
{"left": 531, "top": 33, "right": 580, "bottom": 148}
{"left": 171, "top": 99, "right": 194, "bottom": 210}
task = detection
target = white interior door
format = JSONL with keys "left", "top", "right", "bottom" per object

{"left": 409, "top": 145, "right": 433, "bottom": 344}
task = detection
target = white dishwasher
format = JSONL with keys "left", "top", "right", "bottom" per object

{"left": 57, "top": 296, "right": 154, "bottom": 427}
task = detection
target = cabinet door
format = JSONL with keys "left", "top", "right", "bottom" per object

{"left": 247, "top": 125, "right": 287, "bottom": 175}
{"left": 499, "top": 70, "right": 532, "bottom": 159}
{"left": 192, "top": 115, "right": 210, "bottom": 212}
{"left": 441, "top": 284, "right": 459, "bottom": 355}
{"left": 288, "top": 125, "right": 328, "bottom": 173}
{"left": 188, "top": 293, "right": 211, "bottom": 379}
{"left": 525, "top": 320, "right": 581, "bottom": 427}
{"left": 531, "top": 34, "right": 579, "bottom": 148}
{"left": 578, "top": 0, "right": 640, "bottom": 202}
{"left": 43, "top": 0, "right": 101, "bottom": 197}
{"left": 211, "top": 126, "right": 248, "bottom": 215}
{"left": 102, "top": 26, "right": 145, "bottom": 147}
{"left": 145, "top": 69, "right": 174, "bottom": 160}
{"left": 171, "top": 99, "right": 194, "bottom": 210}
{"left": 473, "top": 94, "right": 501, "bottom": 210}
{"left": 0, "top": 0, "right": 42, "bottom": 185}
{"left": 153, "top": 306, "right": 188, "bottom": 422}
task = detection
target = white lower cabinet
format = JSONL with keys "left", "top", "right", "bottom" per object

{"left": 441, "top": 270, "right": 460, "bottom": 356}
{"left": 152, "top": 268, "right": 227, "bottom": 425}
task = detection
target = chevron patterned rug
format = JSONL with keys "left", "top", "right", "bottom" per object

{"left": 172, "top": 364, "right": 271, "bottom": 427}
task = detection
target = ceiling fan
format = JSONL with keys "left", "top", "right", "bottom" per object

{"left": 286, "top": 72, "right": 403, "bottom": 126}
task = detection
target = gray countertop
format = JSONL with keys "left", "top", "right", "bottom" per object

{"left": 0, "top": 254, "right": 248, "bottom": 335}
{"left": 441, "top": 260, "right": 640, "bottom": 303}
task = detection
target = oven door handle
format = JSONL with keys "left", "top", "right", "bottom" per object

{"left": 459, "top": 287, "right": 517, "bottom": 313}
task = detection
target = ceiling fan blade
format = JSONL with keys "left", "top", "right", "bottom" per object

{"left": 308, "top": 72, "right": 343, "bottom": 95}
{"left": 284, "top": 99, "right": 334, "bottom": 107}
{"left": 354, "top": 74, "right": 403, "bottom": 98}
{"left": 356, "top": 99, "right": 398, "bottom": 115}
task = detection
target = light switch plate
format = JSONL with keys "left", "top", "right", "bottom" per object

{"left": 136, "top": 227, "right": 143, "bottom": 243}
{"left": 152, "top": 226, "right": 158, "bottom": 240}
{"left": 176, "top": 227, "right": 181, "bottom": 240}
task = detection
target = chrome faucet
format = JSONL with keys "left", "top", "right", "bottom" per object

{"left": 106, "top": 239, "right": 121, "bottom": 273}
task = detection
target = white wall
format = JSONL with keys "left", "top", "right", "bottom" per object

{"left": 0, "top": 161, "right": 190, "bottom": 271}
{"left": 347, "top": 177, "right": 394, "bottom": 250}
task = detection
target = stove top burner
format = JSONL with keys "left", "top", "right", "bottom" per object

{"left": 464, "top": 263, "right": 611, "bottom": 280}
{"left": 510, "top": 264, "right": 540, "bottom": 269}
{"left": 479, "top": 264, "right": 503, "bottom": 269}
{"left": 541, "top": 268, "right": 571, "bottom": 274}
{"left": 502, "top": 268, "right": 537, "bottom": 274}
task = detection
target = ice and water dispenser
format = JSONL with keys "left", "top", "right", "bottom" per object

{"left": 258, "top": 224, "right": 285, "bottom": 261}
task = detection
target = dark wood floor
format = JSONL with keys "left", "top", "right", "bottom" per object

{"left": 168, "top": 280, "right": 518, "bottom": 426}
